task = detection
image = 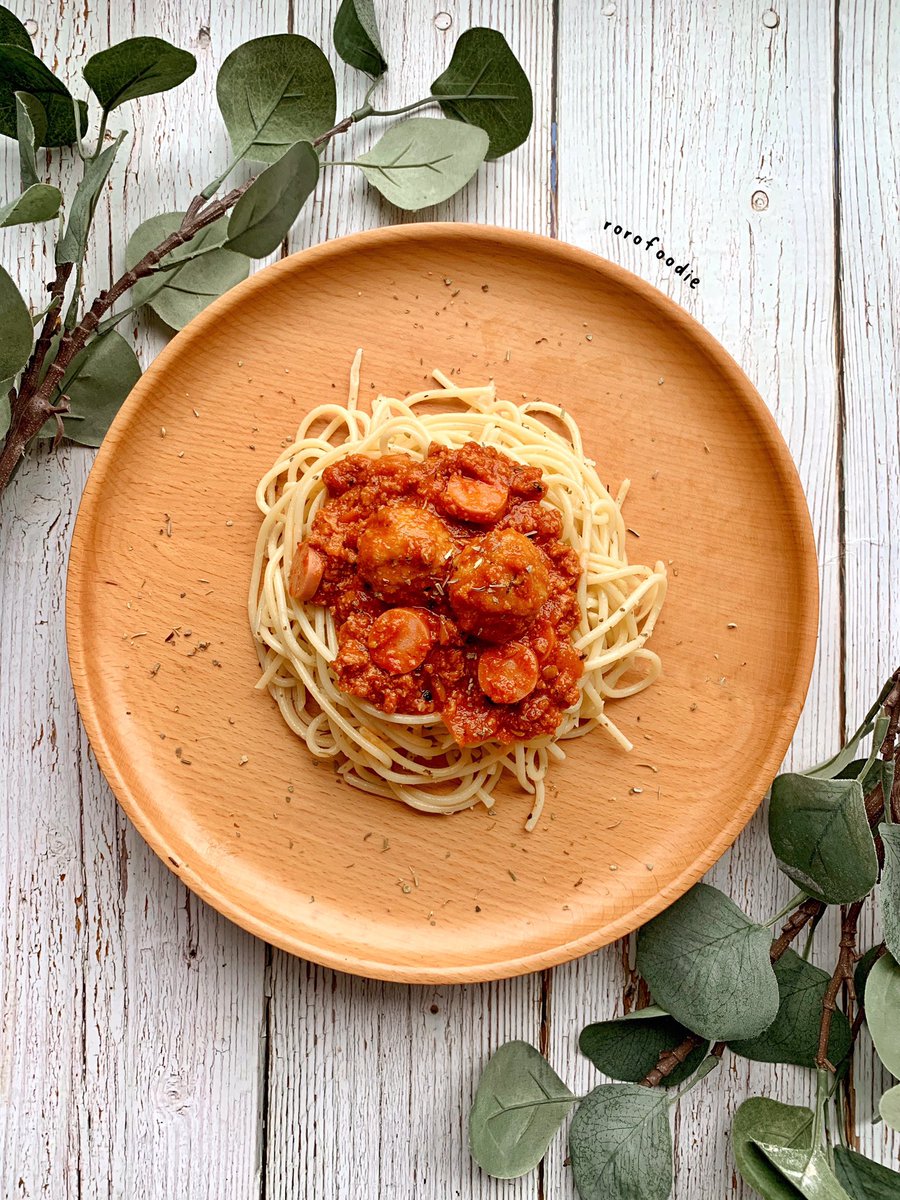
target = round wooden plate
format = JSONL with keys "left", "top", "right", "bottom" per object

{"left": 67, "top": 224, "right": 818, "bottom": 983}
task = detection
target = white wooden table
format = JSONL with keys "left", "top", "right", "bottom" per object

{"left": 2, "top": 2, "right": 898, "bottom": 1195}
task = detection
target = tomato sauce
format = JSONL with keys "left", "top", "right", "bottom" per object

{"left": 295, "top": 443, "right": 583, "bottom": 745}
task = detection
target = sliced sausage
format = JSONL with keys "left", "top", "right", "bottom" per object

{"left": 289, "top": 541, "right": 324, "bottom": 601}
{"left": 440, "top": 475, "right": 509, "bottom": 524}
{"left": 478, "top": 642, "right": 539, "bottom": 704}
{"left": 528, "top": 618, "right": 557, "bottom": 662}
{"left": 367, "top": 608, "right": 433, "bottom": 674}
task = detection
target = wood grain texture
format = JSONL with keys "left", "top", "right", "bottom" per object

{"left": 546, "top": 3, "right": 845, "bottom": 1198}
{"left": 1, "top": 1, "right": 897, "bottom": 1198}
{"left": 267, "top": 6, "right": 551, "bottom": 1198}
{"left": 838, "top": 0, "right": 900, "bottom": 1171}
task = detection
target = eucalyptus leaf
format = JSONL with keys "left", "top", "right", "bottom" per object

{"left": 125, "top": 211, "right": 250, "bottom": 330}
{"left": 217, "top": 34, "right": 336, "bottom": 164}
{"left": 0, "top": 5, "right": 31, "bottom": 50}
{"left": 15, "top": 91, "right": 45, "bottom": 189}
{"left": 579, "top": 1005, "right": 709, "bottom": 1088}
{"left": 807, "top": 677, "right": 897, "bottom": 780}
{"left": 430, "top": 27, "right": 533, "bottom": 159}
{"left": 853, "top": 945, "right": 883, "bottom": 1003}
{"left": 83, "top": 37, "right": 195, "bottom": 113}
{"left": 834, "top": 1145, "right": 900, "bottom": 1200}
{"left": 879, "top": 1084, "right": 900, "bottom": 1132}
{"left": 0, "top": 263, "right": 33, "bottom": 382}
{"left": 635, "top": 883, "right": 779, "bottom": 1041}
{"left": 732, "top": 1097, "right": 814, "bottom": 1200}
{"left": 37, "top": 331, "right": 140, "bottom": 446}
{"left": 769, "top": 773, "right": 878, "bottom": 903}
{"left": 568, "top": 1084, "right": 672, "bottom": 1200}
{"left": 0, "top": 381, "right": 11, "bottom": 439}
{"left": 728, "top": 949, "right": 851, "bottom": 1068}
{"left": 225, "top": 139, "right": 318, "bottom": 258}
{"left": 333, "top": 0, "right": 386, "bottom": 77}
{"left": 754, "top": 1143, "right": 853, "bottom": 1200}
{"left": 468, "top": 1041, "right": 574, "bottom": 1179}
{"left": 0, "top": 182, "right": 61, "bottom": 226}
{"left": 877, "top": 822, "right": 900, "bottom": 960}
{"left": 835, "top": 758, "right": 885, "bottom": 792}
{"left": 0, "top": 45, "right": 87, "bottom": 146}
{"left": 56, "top": 132, "right": 126, "bottom": 264}
{"left": 865, "top": 952, "right": 900, "bottom": 1077}
{"left": 355, "top": 116, "right": 488, "bottom": 211}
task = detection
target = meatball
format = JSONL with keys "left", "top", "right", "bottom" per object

{"left": 449, "top": 528, "right": 551, "bottom": 642}
{"left": 357, "top": 503, "right": 453, "bottom": 603}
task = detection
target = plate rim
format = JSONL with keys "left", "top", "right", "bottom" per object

{"left": 66, "top": 222, "right": 819, "bottom": 983}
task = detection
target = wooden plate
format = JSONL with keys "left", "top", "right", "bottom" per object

{"left": 67, "top": 225, "right": 817, "bottom": 983}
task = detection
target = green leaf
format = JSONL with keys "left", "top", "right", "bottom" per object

{"left": 853, "top": 946, "right": 883, "bottom": 1003}
{"left": 568, "top": 1084, "right": 672, "bottom": 1200}
{"left": 754, "top": 1143, "right": 853, "bottom": 1200}
{"left": 865, "top": 951, "right": 900, "bottom": 1077}
{"left": 125, "top": 211, "right": 250, "bottom": 330}
{"left": 56, "top": 132, "right": 126, "bottom": 264}
{"left": 355, "top": 116, "right": 488, "bottom": 211}
{"left": 0, "top": 5, "right": 32, "bottom": 51}
{"left": 834, "top": 758, "right": 885, "bottom": 792}
{"left": 83, "top": 37, "right": 195, "bottom": 113}
{"left": 635, "top": 883, "right": 779, "bottom": 1041}
{"left": 879, "top": 1084, "right": 900, "bottom": 1132}
{"left": 468, "top": 1041, "right": 574, "bottom": 1179}
{"left": 769, "top": 773, "right": 878, "bottom": 903}
{"left": 37, "top": 331, "right": 140, "bottom": 446}
{"left": 834, "top": 1146, "right": 900, "bottom": 1199}
{"left": 430, "top": 27, "right": 533, "bottom": 160}
{"left": 217, "top": 34, "right": 336, "bottom": 164}
{"left": 225, "top": 139, "right": 318, "bottom": 258}
{"left": 0, "top": 182, "right": 61, "bottom": 226}
{"left": 806, "top": 677, "right": 897, "bottom": 780}
{"left": 15, "top": 91, "right": 45, "bottom": 189}
{"left": 728, "top": 949, "right": 851, "bottom": 1068}
{"left": 0, "top": 380, "right": 11, "bottom": 439}
{"left": 579, "top": 1005, "right": 709, "bottom": 1088}
{"left": 878, "top": 822, "right": 900, "bottom": 960}
{"left": 733, "top": 1097, "right": 815, "bottom": 1200}
{"left": 0, "top": 45, "right": 87, "bottom": 146}
{"left": 333, "top": 0, "right": 386, "bottom": 77}
{"left": 0, "top": 262, "right": 33, "bottom": 381}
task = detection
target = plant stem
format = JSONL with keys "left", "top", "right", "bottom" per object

{"left": 0, "top": 179, "right": 254, "bottom": 491}
{"left": 368, "top": 92, "right": 506, "bottom": 118}
{"left": 15, "top": 263, "right": 73, "bottom": 400}
{"left": 638, "top": 1033, "right": 706, "bottom": 1088}
{"left": 93, "top": 109, "right": 109, "bottom": 160}
{"left": 816, "top": 900, "right": 864, "bottom": 1071}
{"left": 769, "top": 890, "right": 809, "bottom": 926}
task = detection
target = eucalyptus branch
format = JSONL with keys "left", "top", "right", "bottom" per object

{"left": 0, "top": 176, "right": 256, "bottom": 492}
{"left": 817, "top": 900, "right": 864, "bottom": 1071}
{"left": 15, "top": 262, "right": 73, "bottom": 399}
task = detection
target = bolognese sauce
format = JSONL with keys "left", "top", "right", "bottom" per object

{"left": 289, "top": 442, "right": 583, "bottom": 746}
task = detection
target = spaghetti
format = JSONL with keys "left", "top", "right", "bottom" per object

{"left": 249, "top": 355, "right": 667, "bottom": 829}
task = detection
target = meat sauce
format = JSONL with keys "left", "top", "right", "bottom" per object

{"left": 290, "top": 443, "right": 583, "bottom": 745}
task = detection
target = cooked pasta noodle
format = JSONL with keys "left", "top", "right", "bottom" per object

{"left": 249, "top": 353, "right": 667, "bottom": 829}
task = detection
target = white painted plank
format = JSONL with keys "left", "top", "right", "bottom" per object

{"left": 547, "top": 3, "right": 844, "bottom": 1197}
{"left": 1, "top": 8, "right": 116, "bottom": 1196}
{"left": 1, "top": 4, "right": 271, "bottom": 1197}
{"left": 265, "top": 3, "right": 554, "bottom": 1198}
{"left": 838, "top": 0, "right": 900, "bottom": 1171}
